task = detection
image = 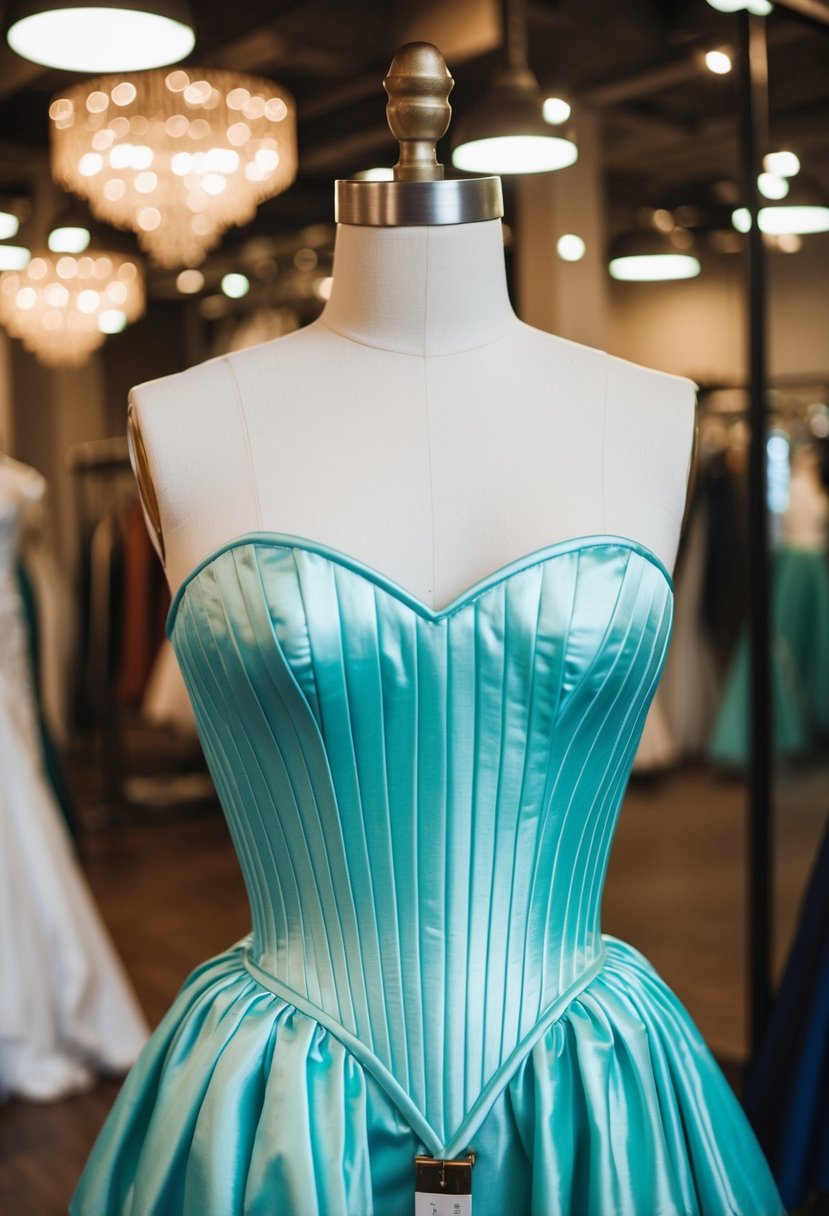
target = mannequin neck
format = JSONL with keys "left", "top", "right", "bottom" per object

{"left": 319, "top": 218, "right": 516, "bottom": 356}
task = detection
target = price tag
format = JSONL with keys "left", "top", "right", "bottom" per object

{"left": 414, "top": 1154, "right": 473, "bottom": 1216}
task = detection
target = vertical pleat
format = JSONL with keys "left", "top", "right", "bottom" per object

{"left": 168, "top": 536, "right": 673, "bottom": 1149}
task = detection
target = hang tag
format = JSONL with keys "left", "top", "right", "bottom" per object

{"left": 414, "top": 1154, "right": 473, "bottom": 1216}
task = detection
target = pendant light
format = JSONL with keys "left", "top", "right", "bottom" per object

{"left": 6, "top": 0, "right": 195, "bottom": 73}
{"left": 608, "top": 230, "right": 701, "bottom": 282}
{"left": 451, "top": 0, "right": 577, "bottom": 175}
{"left": 0, "top": 244, "right": 31, "bottom": 270}
{"left": 731, "top": 176, "right": 829, "bottom": 236}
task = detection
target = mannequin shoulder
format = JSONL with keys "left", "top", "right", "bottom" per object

{"left": 603, "top": 351, "right": 697, "bottom": 482}
{"left": 601, "top": 354, "right": 697, "bottom": 570}
{"left": 604, "top": 351, "right": 697, "bottom": 424}
{"left": 129, "top": 325, "right": 320, "bottom": 436}
{"left": 127, "top": 330, "right": 317, "bottom": 570}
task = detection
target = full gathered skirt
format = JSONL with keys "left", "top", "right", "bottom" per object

{"left": 71, "top": 937, "right": 783, "bottom": 1216}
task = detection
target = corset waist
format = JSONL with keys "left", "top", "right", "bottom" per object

{"left": 243, "top": 939, "right": 607, "bottom": 1159}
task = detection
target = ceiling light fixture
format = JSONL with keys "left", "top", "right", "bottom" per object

{"left": 176, "top": 267, "right": 204, "bottom": 294}
{"left": 763, "top": 150, "right": 800, "bottom": 178}
{"left": 609, "top": 254, "right": 700, "bottom": 282}
{"left": 557, "top": 233, "right": 586, "bottom": 262}
{"left": 609, "top": 229, "right": 701, "bottom": 282}
{"left": 542, "top": 97, "right": 571, "bottom": 125}
{"left": 0, "top": 251, "right": 144, "bottom": 366}
{"left": 6, "top": 0, "right": 195, "bottom": 72}
{"left": 0, "top": 245, "right": 31, "bottom": 271}
{"left": 220, "top": 272, "right": 249, "bottom": 299}
{"left": 452, "top": 0, "right": 577, "bottom": 175}
{"left": 0, "top": 212, "right": 20, "bottom": 240}
{"left": 704, "top": 49, "right": 732, "bottom": 75}
{"left": 48, "top": 224, "right": 91, "bottom": 253}
{"left": 49, "top": 68, "right": 297, "bottom": 268}
{"left": 732, "top": 205, "right": 829, "bottom": 235}
{"left": 706, "top": 0, "right": 773, "bottom": 15}
{"left": 757, "top": 172, "right": 788, "bottom": 200}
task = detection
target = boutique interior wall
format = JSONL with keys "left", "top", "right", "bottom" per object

{"left": 606, "top": 234, "right": 829, "bottom": 387}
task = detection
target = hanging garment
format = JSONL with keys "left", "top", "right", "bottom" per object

{"left": 72, "top": 534, "right": 783, "bottom": 1215}
{"left": 0, "top": 494, "right": 148, "bottom": 1101}
{"left": 745, "top": 812, "right": 829, "bottom": 1210}
{"left": 708, "top": 544, "right": 829, "bottom": 766}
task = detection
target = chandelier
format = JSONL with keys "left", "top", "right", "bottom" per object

{"left": 0, "top": 252, "right": 145, "bottom": 367}
{"left": 49, "top": 68, "right": 297, "bottom": 268}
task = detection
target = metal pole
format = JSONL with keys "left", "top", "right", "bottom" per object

{"left": 736, "top": 10, "right": 773, "bottom": 1055}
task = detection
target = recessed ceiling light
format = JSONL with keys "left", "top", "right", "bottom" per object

{"left": 220, "top": 272, "right": 249, "bottom": 299}
{"left": 557, "top": 234, "right": 586, "bottom": 262}
{"left": 542, "top": 97, "right": 571, "bottom": 125}
{"left": 705, "top": 50, "right": 732, "bottom": 75}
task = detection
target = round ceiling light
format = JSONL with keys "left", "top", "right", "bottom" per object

{"left": 6, "top": 1, "right": 195, "bottom": 73}
{"left": 220, "top": 272, "right": 249, "bottom": 299}
{"left": 705, "top": 50, "right": 732, "bottom": 75}
{"left": 557, "top": 233, "right": 586, "bottom": 262}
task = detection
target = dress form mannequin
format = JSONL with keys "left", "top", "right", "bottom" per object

{"left": 129, "top": 48, "right": 696, "bottom": 605}
{"left": 73, "top": 49, "right": 787, "bottom": 1216}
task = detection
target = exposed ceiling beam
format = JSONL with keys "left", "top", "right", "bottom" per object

{"left": 772, "top": 0, "right": 829, "bottom": 24}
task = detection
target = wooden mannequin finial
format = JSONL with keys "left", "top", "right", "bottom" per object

{"left": 384, "top": 42, "right": 453, "bottom": 182}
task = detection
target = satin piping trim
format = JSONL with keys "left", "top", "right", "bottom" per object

{"left": 242, "top": 943, "right": 607, "bottom": 1160}
{"left": 167, "top": 531, "right": 674, "bottom": 636}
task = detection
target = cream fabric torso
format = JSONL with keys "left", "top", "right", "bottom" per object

{"left": 129, "top": 219, "right": 696, "bottom": 602}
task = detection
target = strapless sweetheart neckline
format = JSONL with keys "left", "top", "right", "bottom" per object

{"left": 167, "top": 529, "right": 674, "bottom": 635}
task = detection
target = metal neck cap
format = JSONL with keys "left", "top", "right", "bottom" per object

{"left": 335, "top": 42, "right": 503, "bottom": 227}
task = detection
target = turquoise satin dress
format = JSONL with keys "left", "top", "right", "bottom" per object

{"left": 71, "top": 534, "right": 783, "bottom": 1216}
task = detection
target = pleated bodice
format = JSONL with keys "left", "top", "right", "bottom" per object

{"left": 168, "top": 533, "right": 673, "bottom": 1151}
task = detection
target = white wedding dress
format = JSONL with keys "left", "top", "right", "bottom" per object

{"left": 0, "top": 463, "right": 148, "bottom": 1101}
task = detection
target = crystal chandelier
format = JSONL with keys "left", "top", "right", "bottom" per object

{"left": 0, "top": 252, "right": 145, "bottom": 367}
{"left": 49, "top": 68, "right": 297, "bottom": 268}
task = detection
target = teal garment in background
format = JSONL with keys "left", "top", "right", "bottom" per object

{"left": 71, "top": 535, "right": 783, "bottom": 1216}
{"left": 709, "top": 544, "right": 829, "bottom": 766}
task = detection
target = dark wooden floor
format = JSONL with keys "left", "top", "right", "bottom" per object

{"left": 1, "top": 757, "right": 825, "bottom": 1215}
